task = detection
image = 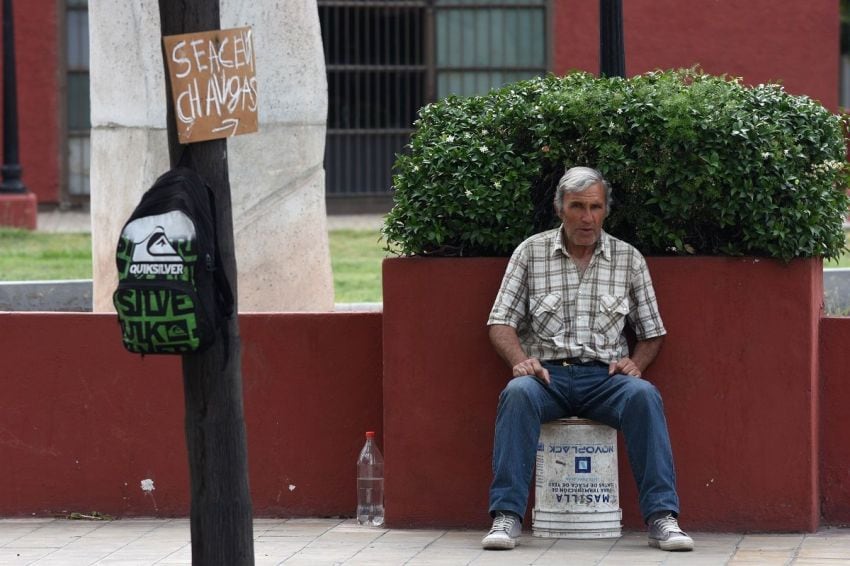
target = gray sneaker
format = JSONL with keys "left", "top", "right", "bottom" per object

{"left": 648, "top": 513, "right": 694, "bottom": 551}
{"left": 481, "top": 512, "right": 521, "bottom": 550}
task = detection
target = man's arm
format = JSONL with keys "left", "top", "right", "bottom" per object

{"left": 608, "top": 335, "right": 664, "bottom": 377}
{"left": 490, "top": 324, "right": 551, "bottom": 384}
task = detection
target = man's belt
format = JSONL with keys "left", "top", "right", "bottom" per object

{"left": 545, "top": 358, "right": 607, "bottom": 367}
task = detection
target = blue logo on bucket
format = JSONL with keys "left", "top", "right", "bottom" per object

{"left": 575, "top": 456, "right": 591, "bottom": 473}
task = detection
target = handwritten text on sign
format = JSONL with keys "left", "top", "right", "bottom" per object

{"left": 163, "top": 27, "right": 258, "bottom": 144}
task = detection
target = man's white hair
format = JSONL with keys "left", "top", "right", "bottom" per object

{"left": 553, "top": 166, "right": 613, "bottom": 215}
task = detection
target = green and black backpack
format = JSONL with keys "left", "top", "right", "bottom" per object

{"left": 113, "top": 165, "right": 234, "bottom": 355}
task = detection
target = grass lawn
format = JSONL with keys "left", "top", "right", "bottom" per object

{"left": 329, "top": 229, "right": 389, "bottom": 303}
{"left": 0, "top": 229, "right": 93, "bottom": 281}
{"left": 3, "top": 227, "right": 849, "bottom": 301}
{"left": 0, "top": 227, "right": 390, "bottom": 303}
{"left": 825, "top": 232, "right": 850, "bottom": 268}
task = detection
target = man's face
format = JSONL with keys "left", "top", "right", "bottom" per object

{"left": 558, "top": 183, "right": 607, "bottom": 250}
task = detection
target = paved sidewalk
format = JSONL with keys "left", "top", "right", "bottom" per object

{"left": 2, "top": 518, "right": 850, "bottom": 566}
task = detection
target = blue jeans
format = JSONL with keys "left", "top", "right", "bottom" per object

{"left": 488, "top": 363, "right": 680, "bottom": 522}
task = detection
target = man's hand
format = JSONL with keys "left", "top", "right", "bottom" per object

{"left": 513, "top": 357, "right": 551, "bottom": 385}
{"left": 490, "top": 325, "right": 551, "bottom": 384}
{"left": 609, "top": 357, "right": 641, "bottom": 377}
{"left": 610, "top": 336, "right": 664, "bottom": 378}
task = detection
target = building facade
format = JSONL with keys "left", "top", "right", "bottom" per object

{"left": 4, "top": 0, "right": 840, "bottom": 213}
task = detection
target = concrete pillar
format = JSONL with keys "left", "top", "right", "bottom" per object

{"left": 89, "top": 1, "right": 333, "bottom": 313}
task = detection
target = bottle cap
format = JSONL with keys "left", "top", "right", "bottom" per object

{"left": 365, "top": 431, "right": 375, "bottom": 438}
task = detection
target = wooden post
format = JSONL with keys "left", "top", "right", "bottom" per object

{"left": 158, "top": 1, "right": 254, "bottom": 564}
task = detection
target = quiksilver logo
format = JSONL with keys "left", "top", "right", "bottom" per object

{"left": 129, "top": 263, "right": 184, "bottom": 275}
{"left": 130, "top": 226, "right": 185, "bottom": 275}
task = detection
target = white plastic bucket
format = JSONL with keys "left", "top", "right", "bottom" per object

{"left": 532, "top": 418, "right": 622, "bottom": 539}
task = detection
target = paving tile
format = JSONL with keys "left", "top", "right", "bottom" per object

{"left": 665, "top": 558, "right": 733, "bottom": 566}
{"left": 92, "top": 560, "right": 159, "bottom": 566}
{"left": 533, "top": 556, "right": 603, "bottom": 566}
{"left": 373, "top": 528, "right": 445, "bottom": 543}
{"left": 797, "top": 546, "right": 850, "bottom": 560}
{"left": 314, "top": 529, "right": 387, "bottom": 544}
{"left": 735, "top": 533, "right": 804, "bottom": 550}
{"left": 729, "top": 548, "right": 796, "bottom": 563}
{"left": 0, "top": 547, "right": 54, "bottom": 563}
{"left": 346, "top": 547, "right": 424, "bottom": 563}
{"left": 406, "top": 556, "right": 480, "bottom": 566}
{"left": 9, "top": 518, "right": 850, "bottom": 565}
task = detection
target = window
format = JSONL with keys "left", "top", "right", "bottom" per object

{"left": 318, "top": 0, "right": 548, "bottom": 210}
{"left": 435, "top": 0, "right": 547, "bottom": 98}
{"left": 320, "top": 0, "right": 426, "bottom": 208}
{"left": 65, "top": 0, "right": 90, "bottom": 201}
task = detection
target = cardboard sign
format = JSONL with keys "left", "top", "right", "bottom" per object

{"left": 163, "top": 27, "right": 258, "bottom": 144}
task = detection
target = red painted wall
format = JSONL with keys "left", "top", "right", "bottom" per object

{"left": 382, "top": 258, "right": 508, "bottom": 529}
{"left": 1, "top": 278, "right": 844, "bottom": 531}
{"left": 382, "top": 256, "right": 822, "bottom": 532}
{"left": 820, "top": 316, "right": 850, "bottom": 524}
{"left": 553, "top": 0, "right": 839, "bottom": 110}
{"left": 0, "top": 312, "right": 382, "bottom": 517}
{"left": 643, "top": 257, "right": 822, "bottom": 532}
{"left": 1, "top": 0, "right": 61, "bottom": 204}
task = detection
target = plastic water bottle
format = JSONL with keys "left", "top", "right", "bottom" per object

{"left": 356, "top": 431, "right": 385, "bottom": 527}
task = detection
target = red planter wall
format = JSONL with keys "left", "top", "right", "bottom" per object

{"left": 552, "top": 0, "right": 838, "bottom": 110}
{"left": 644, "top": 257, "right": 822, "bottom": 532}
{"left": 0, "top": 312, "right": 382, "bottom": 517}
{"left": 0, "top": 268, "right": 840, "bottom": 532}
{"left": 820, "top": 316, "right": 850, "bottom": 524}
{"left": 382, "top": 258, "right": 509, "bottom": 529}
{"left": 382, "top": 256, "right": 823, "bottom": 531}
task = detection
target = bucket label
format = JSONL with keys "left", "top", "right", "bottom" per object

{"left": 535, "top": 424, "right": 620, "bottom": 512}
{"left": 541, "top": 479, "right": 617, "bottom": 505}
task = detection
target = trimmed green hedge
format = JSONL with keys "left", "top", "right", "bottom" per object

{"left": 383, "top": 70, "right": 850, "bottom": 261}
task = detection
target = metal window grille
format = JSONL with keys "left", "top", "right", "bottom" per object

{"left": 318, "top": 0, "right": 548, "bottom": 207}
{"left": 319, "top": 0, "right": 427, "bottom": 205}
{"left": 65, "top": 0, "right": 90, "bottom": 199}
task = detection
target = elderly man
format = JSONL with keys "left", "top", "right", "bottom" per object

{"left": 482, "top": 166, "right": 693, "bottom": 552}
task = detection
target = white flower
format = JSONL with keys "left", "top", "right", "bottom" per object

{"left": 761, "top": 152, "right": 771, "bottom": 159}
{"left": 494, "top": 181, "right": 502, "bottom": 189}
{"left": 465, "top": 190, "right": 473, "bottom": 198}
{"left": 479, "top": 145, "right": 489, "bottom": 153}
{"left": 446, "top": 135, "right": 455, "bottom": 143}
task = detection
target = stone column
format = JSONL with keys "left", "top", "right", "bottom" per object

{"left": 89, "top": 0, "right": 333, "bottom": 312}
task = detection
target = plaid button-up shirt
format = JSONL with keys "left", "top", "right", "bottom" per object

{"left": 487, "top": 227, "right": 666, "bottom": 363}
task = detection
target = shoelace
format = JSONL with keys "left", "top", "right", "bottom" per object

{"left": 654, "top": 515, "right": 684, "bottom": 535}
{"left": 488, "top": 514, "right": 516, "bottom": 535}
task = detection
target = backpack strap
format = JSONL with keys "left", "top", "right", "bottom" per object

{"left": 205, "top": 183, "right": 235, "bottom": 318}
{"left": 177, "top": 146, "right": 193, "bottom": 169}
{"left": 204, "top": 181, "right": 235, "bottom": 368}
